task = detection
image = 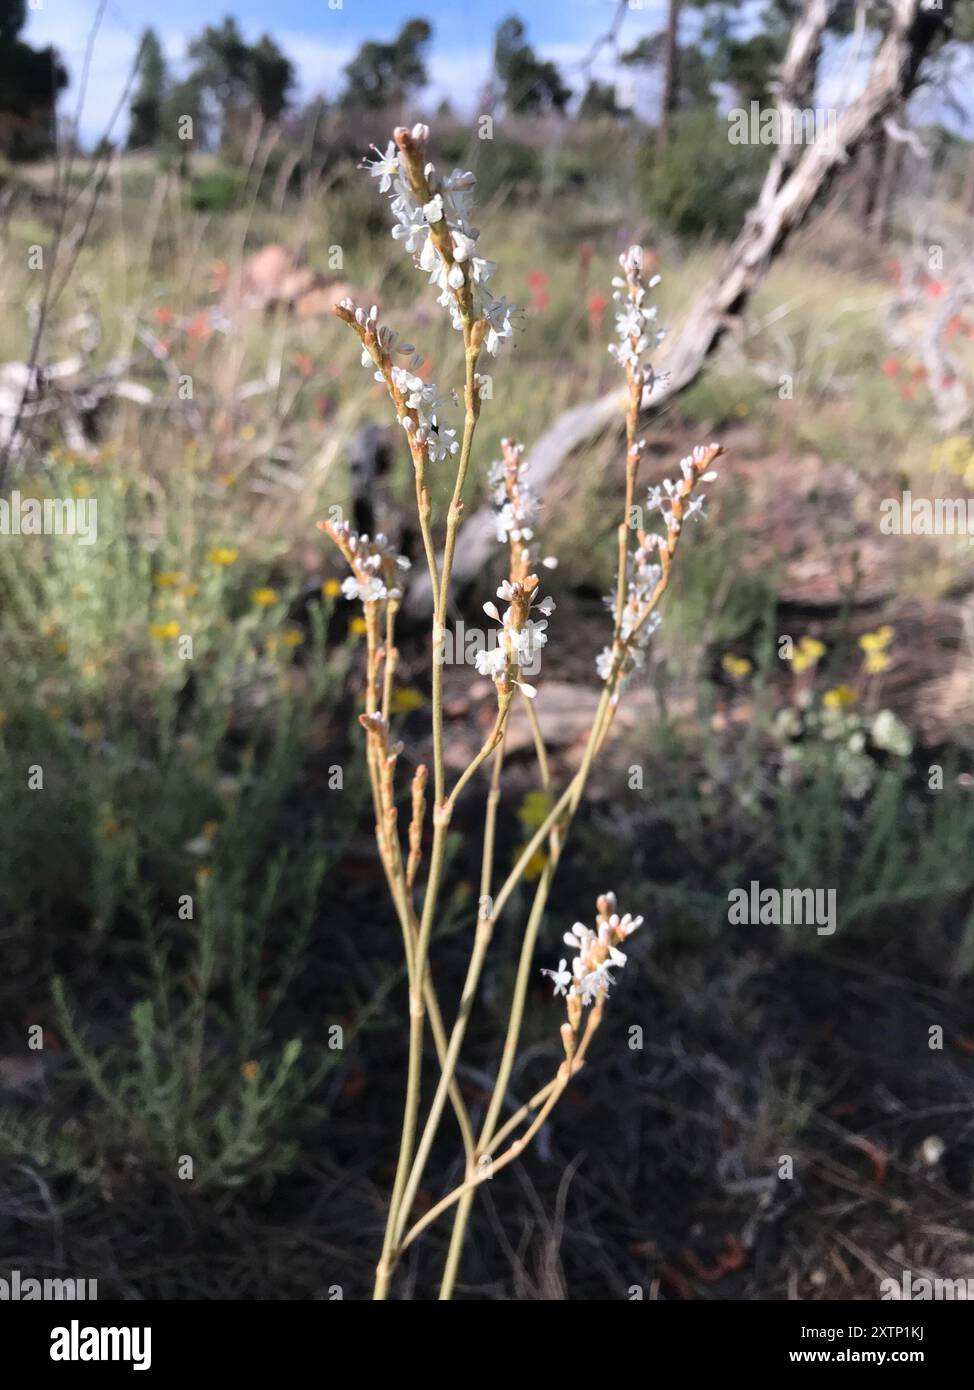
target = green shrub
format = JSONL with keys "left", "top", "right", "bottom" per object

{"left": 189, "top": 168, "right": 248, "bottom": 213}
{"left": 640, "top": 112, "right": 771, "bottom": 240}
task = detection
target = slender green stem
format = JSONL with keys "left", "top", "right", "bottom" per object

{"left": 377, "top": 331, "right": 482, "bottom": 1291}
{"left": 403, "top": 1080, "right": 568, "bottom": 1255}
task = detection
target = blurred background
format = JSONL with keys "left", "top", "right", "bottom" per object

{"left": 0, "top": 0, "right": 972, "bottom": 1300}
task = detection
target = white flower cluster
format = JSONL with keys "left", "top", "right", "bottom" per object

{"left": 475, "top": 578, "right": 555, "bottom": 698}
{"left": 486, "top": 441, "right": 558, "bottom": 575}
{"left": 646, "top": 444, "right": 720, "bottom": 532}
{"left": 595, "top": 445, "right": 722, "bottom": 685}
{"left": 608, "top": 245, "right": 665, "bottom": 388}
{"left": 340, "top": 299, "right": 459, "bottom": 466}
{"left": 542, "top": 893, "right": 642, "bottom": 1006}
{"left": 389, "top": 364, "right": 458, "bottom": 464}
{"left": 488, "top": 452, "right": 539, "bottom": 545}
{"left": 365, "top": 125, "right": 516, "bottom": 355}
{"left": 330, "top": 522, "right": 411, "bottom": 604}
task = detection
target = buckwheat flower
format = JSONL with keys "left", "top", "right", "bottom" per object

{"left": 483, "top": 294, "right": 515, "bottom": 355}
{"left": 364, "top": 141, "right": 402, "bottom": 192}
{"left": 475, "top": 644, "right": 507, "bottom": 680}
{"left": 392, "top": 211, "right": 428, "bottom": 254}
{"left": 564, "top": 924, "right": 595, "bottom": 955}
{"left": 546, "top": 898, "right": 643, "bottom": 1011}
{"left": 542, "top": 959, "right": 573, "bottom": 997}
{"left": 595, "top": 646, "right": 614, "bottom": 682}
{"left": 512, "top": 616, "right": 549, "bottom": 665}
{"left": 608, "top": 246, "right": 666, "bottom": 389}
{"left": 342, "top": 574, "right": 387, "bottom": 603}
{"left": 338, "top": 298, "right": 460, "bottom": 467}
{"left": 319, "top": 521, "right": 411, "bottom": 607}
{"left": 366, "top": 124, "right": 516, "bottom": 353}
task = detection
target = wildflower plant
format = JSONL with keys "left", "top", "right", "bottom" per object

{"left": 322, "top": 124, "right": 725, "bottom": 1299}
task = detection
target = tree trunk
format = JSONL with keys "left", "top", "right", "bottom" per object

{"left": 870, "top": 120, "right": 903, "bottom": 242}
{"left": 407, "top": 0, "right": 951, "bottom": 612}
{"left": 856, "top": 129, "right": 885, "bottom": 228}
{"left": 961, "top": 144, "right": 974, "bottom": 217}
{"left": 657, "top": 0, "right": 681, "bottom": 151}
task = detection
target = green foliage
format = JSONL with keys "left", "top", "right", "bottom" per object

{"left": 640, "top": 111, "right": 771, "bottom": 238}
{"left": 250, "top": 35, "right": 295, "bottom": 122}
{"left": 128, "top": 29, "right": 168, "bottom": 151}
{"left": 0, "top": 0, "right": 68, "bottom": 159}
{"left": 340, "top": 18, "right": 433, "bottom": 109}
{"left": 188, "top": 167, "right": 247, "bottom": 211}
{"left": 493, "top": 15, "right": 571, "bottom": 115}
{"left": 0, "top": 439, "right": 363, "bottom": 1192}
{"left": 578, "top": 81, "right": 627, "bottom": 121}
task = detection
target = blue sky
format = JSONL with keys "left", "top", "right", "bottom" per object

{"left": 25, "top": 0, "right": 973, "bottom": 146}
{"left": 26, "top": 0, "right": 669, "bottom": 143}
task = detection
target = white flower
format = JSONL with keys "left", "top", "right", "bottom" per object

{"left": 542, "top": 960, "right": 572, "bottom": 997}
{"left": 364, "top": 141, "right": 401, "bottom": 193}
{"left": 512, "top": 618, "right": 548, "bottom": 665}
{"left": 564, "top": 924, "right": 595, "bottom": 954}
{"left": 391, "top": 212, "right": 428, "bottom": 254}
{"left": 475, "top": 643, "right": 507, "bottom": 679}
{"left": 331, "top": 528, "right": 410, "bottom": 605}
{"left": 544, "top": 900, "right": 643, "bottom": 1010}
{"left": 365, "top": 131, "right": 515, "bottom": 352}
{"left": 607, "top": 245, "right": 665, "bottom": 388}
{"left": 483, "top": 294, "right": 515, "bottom": 355}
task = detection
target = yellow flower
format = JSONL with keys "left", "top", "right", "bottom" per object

{"left": 349, "top": 616, "right": 367, "bottom": 637}
{"left": 864, "top": 652, "right": 890, "bottom": 675}
{"left": 154, "top": 571, "right": 184, "bottom": 589}
{"left": 239, "top": 424, "right": 257, "bottom": 442}
{"left": 389, "top": 686, "right": 425, "bottom": 714}
{"left": 322, "top": 578, "right": 342, "bottom": 599}
{"left": 520, "top": 846, "right": 549, "bottom": 882}
{"left": 734, "top": 402, "right": 750, "bottom": 418}
{"left": 149, "top": 620, "right": 181, "bottom": 640}
{"left": 790, "top": 635, "right": 826, "bottom": 674}
{"left": 930, "top": 436, "right": 974, "bottom": 485}
{"left": 183, "top": 581, "right": 200, "bottom": 598}
{"left": 281, "top": 627, "right": 304, "bottom": 647}
{"left": 858, "top": 625, "right": 894, "bottom": 654}
{"left": 72, "top": 480, "right": 92, "bottom": 498}
{"left": 517, "top": 788, "right": 554, "bottom": 831}
{"left": 250, "top": 587, "right": 279, "bottom": 607}
{"left": 207, "top": 547, "right": 239, "bottom": 567}
{"left": 721, "top": 653, "right": 752, "bottom": 680}
{"left": 823, "top": 684, "right": 858, "bottom": 710}
{"left": 241, "top": 1060, "right": 260, "bottom": 1082}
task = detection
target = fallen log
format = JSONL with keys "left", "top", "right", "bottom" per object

{"left": 408, "top": 0, "right": 952, "bottom": 612}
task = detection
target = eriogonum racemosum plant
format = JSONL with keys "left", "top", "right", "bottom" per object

{"left": 321, "top": 124, "right": 725, "bottom": 1300}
